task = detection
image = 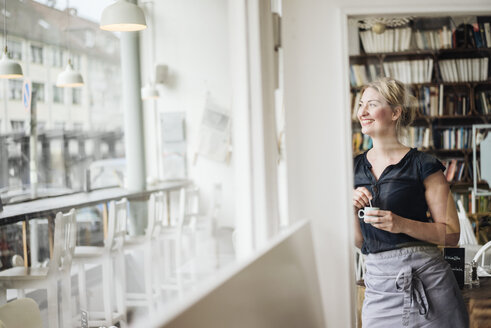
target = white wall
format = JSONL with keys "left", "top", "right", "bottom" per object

{"left": 282, "top": 0, "right": 491, "bottom": 327}
{"left": 142, "top": 0, "right": 234, "bottom": 226}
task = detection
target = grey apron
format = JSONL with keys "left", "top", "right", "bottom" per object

{"left": 362, "top": 246, "right": 469, "bottom": 328}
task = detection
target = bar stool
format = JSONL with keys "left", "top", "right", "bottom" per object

{"left": 124, "top": 192, "right": 166, "bottom": 317}
{"left": 0, "top": 298, "right": 42, "bottom": 328}
{"left": 0, "top": 209, "right": 77, "bottom": 328}
{"left": 159, "top": 186, "right": 210, "bottom": 295}
{"left": 158, "top": 187, "right": 187, "bottom": 296}
{"left": 74, "top": 198, "right": 128, "bottom": 328}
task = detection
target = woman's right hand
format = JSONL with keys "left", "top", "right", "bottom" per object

{"left": 353, "top": 187, "right": 372, "bottom": 209}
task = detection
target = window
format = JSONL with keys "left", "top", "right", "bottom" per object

{"left": 72, "top": 88, "right": 82, "bottom": 105}
{"left": 37, "top": 121, "right": 46, "bottom": 132}
{"left": 0, "top": 1, "right": 123, "bottom": 202}
{"left": 53, "top": 86, "right": 64, "bottom": 104}
{"left": 7, "top": 40, "right": 22, "bottom": 61}
{"left": 10, "top": 120, "right": 25, "bottom": 132}
{"left": 73, "top": 122, "right": 83, "bottom": 131}
{"left": 30, "top": 44, "right": 44, "bottom": 64}
{"left": 54, "top": 122, "right": 65, "bottom": 130}
{"left": 32, "top": 82, "right": 45, "bottom": 103}
{"left": 8, "top": 80, "right": 22, "bottom": 100}
{"left": 51, "top": 47, "right": 64, "bottom": 67}
{"left": 71, "top": 54, "right": 81, "bottom": 70}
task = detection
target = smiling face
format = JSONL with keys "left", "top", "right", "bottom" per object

{"left": 357, "top": 87, "right": 399, "bottom": 138}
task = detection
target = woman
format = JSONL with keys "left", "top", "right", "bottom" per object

{"left": 353, "top": 78, "right": 468, "bottom": 327}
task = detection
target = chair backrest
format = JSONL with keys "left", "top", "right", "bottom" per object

{"left": 105, "top": 198, "right": 128, "bottom": 252}
{"left": 146, "top": 191, "right": 167, "bottom": 239}
{"left": 49, "top": 209, "right": 77, "bottom": 275}
{"left": 0, "top": 298, "right": 42, "bottom": 328}
{"left": 163, "top": 187, "right": 187, "bottom": 230}
{"left": 473, "top": 241, "right": 491, "bottom": 267}
{"left": 185, "top": 186, "right": 201, "bottom": 217}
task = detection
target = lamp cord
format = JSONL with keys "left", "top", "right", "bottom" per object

{"left": 66, "top": 0, "right": 70, "bottom": 64}
{"left": 3, "top": 0, "right": 7, "bottom": 53}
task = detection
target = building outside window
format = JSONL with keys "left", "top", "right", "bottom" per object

{"left": 10, "top": 120, "right": 25, "bottom": 132}
{"left": 0, "top": 1, "right": 123, "bottom": 203}
{"left": 71, "top": 54, "right": 81, "bottom": 70}
{"left": 37, "top": 121, "right": 46, "bottom": 132}
{"left": 52, "top": 86, "right": 64, "bottom": 104}
{"left": 73, "top": 122, "right": 83, "bottom": 131}
{"left": 32, "top": 82, "right": 45, "bottom": 103}
{"left": 72, "top": 88, "right": 81, "bottom": 105}
{"left": 53, "top": 122, "right": 65, "bottom": 130}
{"left": 8, "top": 80, "right": 23, "bottom": 100}
{"left": 51, "top": 47, "right": 64, "bottom": 67}
{"left": 30, "top": 44, "right": 44, "bottom": 64}
{"left": 7, "top": 40, "right": 22, "bottom": 61}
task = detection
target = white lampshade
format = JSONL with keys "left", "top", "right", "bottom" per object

{"left": 141, "top": 83, "right": 159, "bottom": 100}
{"left": 100, "top": 0, "right": 147, "bottom": 32}
{"left": 56, "top": 60, "right": 84, "bottom": 88}
{"left": 0, "top": 50, "right": 23, "bottom": 79}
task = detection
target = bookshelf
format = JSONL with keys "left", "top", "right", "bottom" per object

{"left": 350, "top": 15, "right": 491, "bottom": 243}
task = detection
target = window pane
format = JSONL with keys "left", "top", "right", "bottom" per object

{"left": 30, "top": 45, "right": 44, "bottom": 64}
{"left": 8, "top": 80, "right": 23, "bottom": 100}
{"left": 52, "top": 86, "right": 64, "bottom": 104}
{"left": 51, "top": 47, "right": 64, "bottom": 67}
{"left": 10, "top": 121, "right": 25, "bottom": 132}
{"left": 7, "top": 40, "right": 22, "bottom": 61}
{"left": 32, "top": 83, "right": 45, "bottom": 103}
{"left": 0, "top": 1, "right": 123, "bottom": 201}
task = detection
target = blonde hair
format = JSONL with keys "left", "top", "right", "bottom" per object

{"left": 363, "top": 77, "right": 416, "bottom": 139}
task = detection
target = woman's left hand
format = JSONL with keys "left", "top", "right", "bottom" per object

{"left": 363, "top": 209, "right": 406, "bottom": 234}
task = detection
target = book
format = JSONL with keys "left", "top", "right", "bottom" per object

{"left": 480, "top": 22, "right": 487, "bottom": 47}
{"left": 445, "top": 159, "right": 457, "bottom": 182}
{"left": 482, "top": 57, "right": 489, "bottom": 81}
{"left": 477, "top": 16, "right": 491, "bottom": 47}
{"left": 438, "top": 84, "right": 444, "bottom": 116}
{"left": 485, "top": 22, "right": 491, "bottom": 49}
{"left": 473, "top": 22, "right": 483, "bottom": 48}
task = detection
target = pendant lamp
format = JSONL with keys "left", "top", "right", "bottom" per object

{"left": 57, "top": 2, "right": 84, "bottom": 88}
{"left": 100, "top": 0, "right": 147, "bottom": 32}
{"left": 56, "top": 59, "right": 83, "bottom": 87}
{"left": 0, "top": 0, "right": 23, "bottom": 79}
{"left": 0, "top": 47, "right": 23, "bottom": 79}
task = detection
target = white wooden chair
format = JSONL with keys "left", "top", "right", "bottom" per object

{"left": 73, "top": 198, "right": 128, "bottom": 328}
{"left": 0, "top": 298, "right": 42, "bottom": 328}
{"left": 159, "top": 186, "right": 213, "bottom": 294}
{"left": 473, "top": 241, "right": 491, "bottom": 267}
{"left": 160, "top": 187, "right": 188, "bottom": 295}
{"left": 0, "top": 209, "right": 77, "bottom": 328}
{"left": 124, "top": 192, "right": 167, "bottom": 318}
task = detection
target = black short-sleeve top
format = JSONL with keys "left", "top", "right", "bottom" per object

{"left": 353, "top": 148, "right": 446, "bottom": 254}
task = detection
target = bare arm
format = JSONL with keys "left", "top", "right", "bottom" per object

{"left": 364, "top": 171, "right": 460, "bottom": 246}
{"left": 409, "top": 170, "right": 460, "bottom": 246}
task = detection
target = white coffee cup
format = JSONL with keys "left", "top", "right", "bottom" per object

{"left": 358, "top": 207, "right": 379, "bottom": 221}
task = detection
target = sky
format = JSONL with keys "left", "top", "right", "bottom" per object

{"left": 34, "top": 0, "right": 115, "bottom": 22}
